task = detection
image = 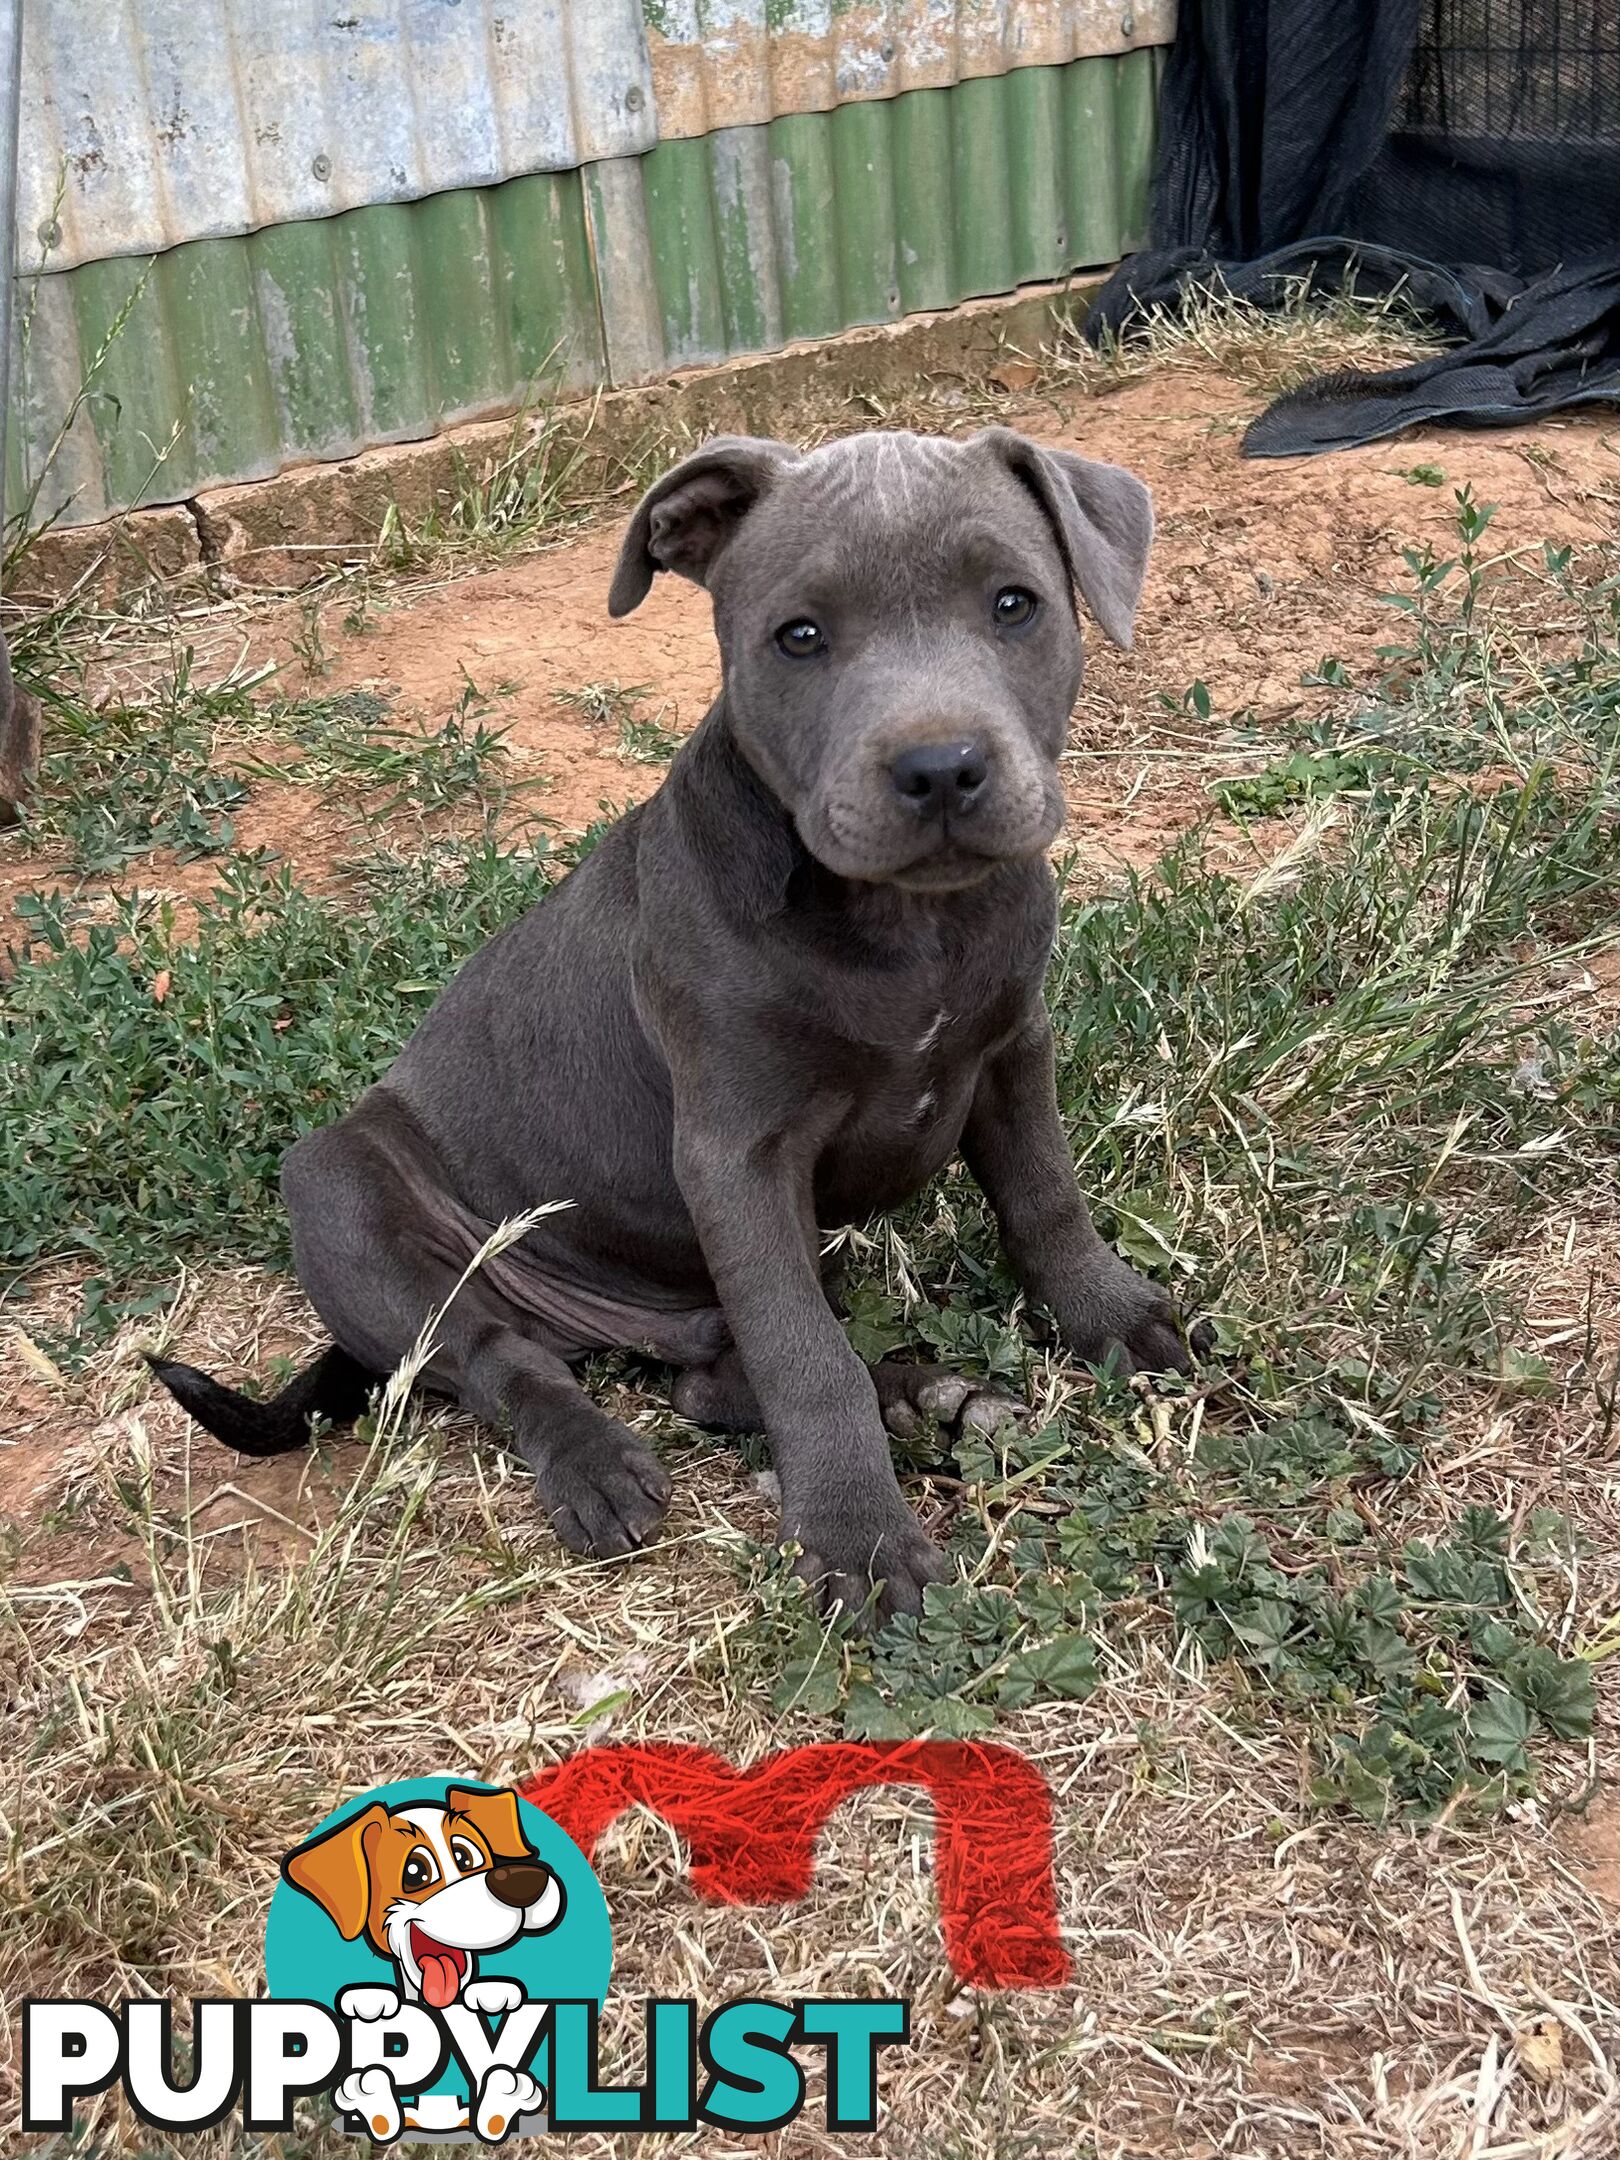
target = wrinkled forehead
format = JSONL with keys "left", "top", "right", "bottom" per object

{"left": 800, "top": 430, "right": 969, "bottom": 518}
{"left": 726, "top": 431, "right": 1058, "bottom": 604}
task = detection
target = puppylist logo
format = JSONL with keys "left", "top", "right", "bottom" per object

{"left": 23, "top": 1773, "right": 911, "bottom": 2144}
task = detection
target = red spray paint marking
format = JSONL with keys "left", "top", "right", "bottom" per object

{"left": 522, "top": 1739, "right": 1069, "bottom": 1989}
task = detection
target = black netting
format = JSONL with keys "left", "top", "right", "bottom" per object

{"left": 1400, "top": 0, "right": 1619, "bottom": 143}
{"left": 1350, "top": 0, "right": 1620, "bottom": 274}
{"left": 1088, "top": 0, "right": 1620, "bottom": 455}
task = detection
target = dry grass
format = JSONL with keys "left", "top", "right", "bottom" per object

{"left": 4, "top": 1292, "right": 1618, "bottom": 2156}
{"left": 1047, "top": 276, "right": 1442, "bottom": 400}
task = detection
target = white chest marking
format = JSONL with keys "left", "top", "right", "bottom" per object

{"left": 914, "top": 1008, "right": 947, "bottom": 1056}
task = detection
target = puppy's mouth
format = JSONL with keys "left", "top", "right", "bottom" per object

{"left": 409, "top": 1923, "right": 469, "bottom": 2008}
{"left": 810, "top": 774, "right": 1063, "bottom": 893}
{"left": 887, "top": 846, "right": 1000, "bottom": 894}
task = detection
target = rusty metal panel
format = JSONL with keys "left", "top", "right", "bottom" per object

{"left": 18, "top": 0, "right": 657, "bottom": 274}
{"left": 643, "top": 0, "right": 1175, "bottom": 139}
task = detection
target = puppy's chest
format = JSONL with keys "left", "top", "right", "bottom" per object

{"left": 897, "top": 991, "right": 966, "bottom": 1087}
{"left": 831, "top": 983, "right": 1009, "bottom": 1146}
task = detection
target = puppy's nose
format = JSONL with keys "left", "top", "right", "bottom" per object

{"left": 486, "top": 1861, "right": 551, "bottom": 1909}
{"left": 890, "top": 740, "right": 990, "bottom": 818}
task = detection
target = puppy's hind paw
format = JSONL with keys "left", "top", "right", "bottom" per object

{"left": 872, "top": 1360, "right": 1029, "bottom": 1444}
{"left": 335, "top": 2066, "right": 403, "bottom": 2143}
{"left": 475, "top": 2065, "right": 545, "bottom": 2143}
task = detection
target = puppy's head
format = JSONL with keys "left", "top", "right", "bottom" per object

{"left": 608, "top": 427, "right": 1152, "bottom": 893}
{"left": 284, "top": 1786, "right": 564, "bottom": 2008}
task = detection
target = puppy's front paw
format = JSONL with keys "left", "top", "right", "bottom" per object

{"left": 335, "top": 2066, "right": 402, "bottom": 2143}
{"left": 785, "top": 1494, "right": 946, "bottom": 1626}
{"left": 475, "top": 2065, "right": 544, "bottom": 2143}
{"left": 1061, "top": 1257, "right": 1210, "bottom": 1378}
{"left": 538, "top": 1421, "right": 673, "bottom": 1560}
{"left": 463, "top": 1977, "right": 524, "bottom": 2017}
{"left": 338, "top": 1984, "right": 401, "bottom": 2022}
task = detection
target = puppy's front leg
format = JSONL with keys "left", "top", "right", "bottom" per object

{"left": 673, "top": 1119, "right": 944, "bottom": 1620}
{"left": 965, "top": 1013, "right": 1201, "bottom": 1375}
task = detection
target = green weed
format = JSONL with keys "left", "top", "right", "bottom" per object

{"left": 552, "top": 681, "right": 654, "bottom": 731}
{"left": 289, "top": 595, "right": 332, "bottom": 679}
{"left": 550, "top": 680, "right": 681, "bottom": 764}
{"left": 260, "top": 674, "right": 529, "bottom": 821}
{"left": 0, "top": 836, "right": 560, "bottom": 1307}
{"left": 377, "top": 394, "right": 600, "bottom": 568}
{"left": 5, "top": 648, "right": 271, "bottom": 872}
{"left": 1212, "top": 745, "right": 1401, "bottom": 818}
{"left": 616, "top": 707, "right": 682, "bottom": 765}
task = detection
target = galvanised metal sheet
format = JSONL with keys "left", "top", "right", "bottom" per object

{"left": 643, "top": 0, "right": 1175, "bottom": 139}
{"left": 588, "top": 49, "right": 1159, "bottom": 383}
{"left": 7, "top": 168, "right": 606, "bottom": 528}
{"left": 19, "top": 0, "right": 657, "bottom": 274}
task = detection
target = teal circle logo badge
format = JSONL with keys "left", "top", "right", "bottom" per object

{"left": 265, "top": 1778, "right": 612, "bottom": 2141}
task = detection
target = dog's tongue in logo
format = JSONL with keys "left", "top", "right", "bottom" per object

{"left": 412, "top": 1927, "right": 465, "bottom": 2009}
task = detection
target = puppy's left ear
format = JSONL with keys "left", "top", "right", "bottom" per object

{"left": 980, "top": 428, "right": 1153, "bottom": 649}
{"left": 608, "top": 436, "right": 798, "bottom": 617}
{"left": 283, "top": 1802, "right": 390, "bottom": 1939}
{"left": 446, "top": 1784, "right": 533, "bottom": 1863}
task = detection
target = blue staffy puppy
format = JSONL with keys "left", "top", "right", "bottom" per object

{"left": 153, "top": 428, "right": 1205, "bottom": 1621}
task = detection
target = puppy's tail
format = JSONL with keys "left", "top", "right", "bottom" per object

{"left": 144, "top": 1343, "right": 378, "bottom": 1457}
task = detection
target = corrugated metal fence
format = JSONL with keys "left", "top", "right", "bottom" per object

{"left": 8, "top": 0, "right": 1172, "bottom": 531}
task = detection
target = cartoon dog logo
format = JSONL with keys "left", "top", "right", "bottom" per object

{"left": 283, "top": 1784, "right": 566, "bottom": 2139}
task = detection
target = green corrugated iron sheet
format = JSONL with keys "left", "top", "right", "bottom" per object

{"left": 8, "top": 168, "right": 605, "bottom": 528}
{"left": 593, "top": 49, "right": 1158, "bottom": 376}
{"left": 8, "top": 52, "right": 1158, "bottom": 529}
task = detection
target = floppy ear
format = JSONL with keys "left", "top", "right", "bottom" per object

{"left": 608, "top": 436, "right": 798, "bottom": 617}
{"left": 446, "top": 1785, "right": 534, "bottom": 1864}
{"left": 979, "top": 428, "right": 1153, "bottom": 648}
{"left": 282, "top": 1802, "right": 391, "bottom": 1940}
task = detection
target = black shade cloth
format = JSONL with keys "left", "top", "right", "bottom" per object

{"left": 1088, "top": 0, "right": 1620, "bottom": 457}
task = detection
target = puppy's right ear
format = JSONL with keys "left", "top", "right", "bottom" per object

{"left": 608, "top": 437, "right": 797, "bottom": 617}
{"left": 283, "top": 1802, "right": 390, "bottom": 1940}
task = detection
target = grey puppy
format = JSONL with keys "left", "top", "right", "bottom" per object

{"left": 152, "top": 426, "right": 1205, "bottom": 1620}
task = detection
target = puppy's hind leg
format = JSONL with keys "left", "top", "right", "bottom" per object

{"left": 283, "top": 1091, "right": 672, "bottom": 1558}
{"left": 670, "top": 1346, "right": 760, "bottom": 1433}
{"left": 868, "top": 1360, "right": 1028, "bottom": 1443}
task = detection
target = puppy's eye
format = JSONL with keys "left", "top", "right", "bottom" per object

{"left": 450, "top": 1838, "right": 485, "bottom": 1873}
{"left": 993, "top": 587, "right": 1038, "bottom": 629}
{"left": 402, "top": 1847, "right": 438, "bottom": 1891}
{"left": 775, "top": 619, "right": 825, "bottom": 659}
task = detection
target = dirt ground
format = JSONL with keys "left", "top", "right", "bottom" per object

{"left": 4, "top": 348, "right": 1620, "bottom": 2159}
{"left": 6, "top": 361, "right": 1618, "bottom": 939}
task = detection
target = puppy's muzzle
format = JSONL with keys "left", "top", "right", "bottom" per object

{"left": 487, "top": 1860, "right": 552, "bottom": 1909}
{"left": 889, "top": 738, "right": 990, "bottom": 822}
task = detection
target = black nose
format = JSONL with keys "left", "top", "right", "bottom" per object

{"left": 486, "top": 1861, "right": 550, "bottom": 1909}
{"left": 890, "top": 740, "right": 990, "bottom": 817}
